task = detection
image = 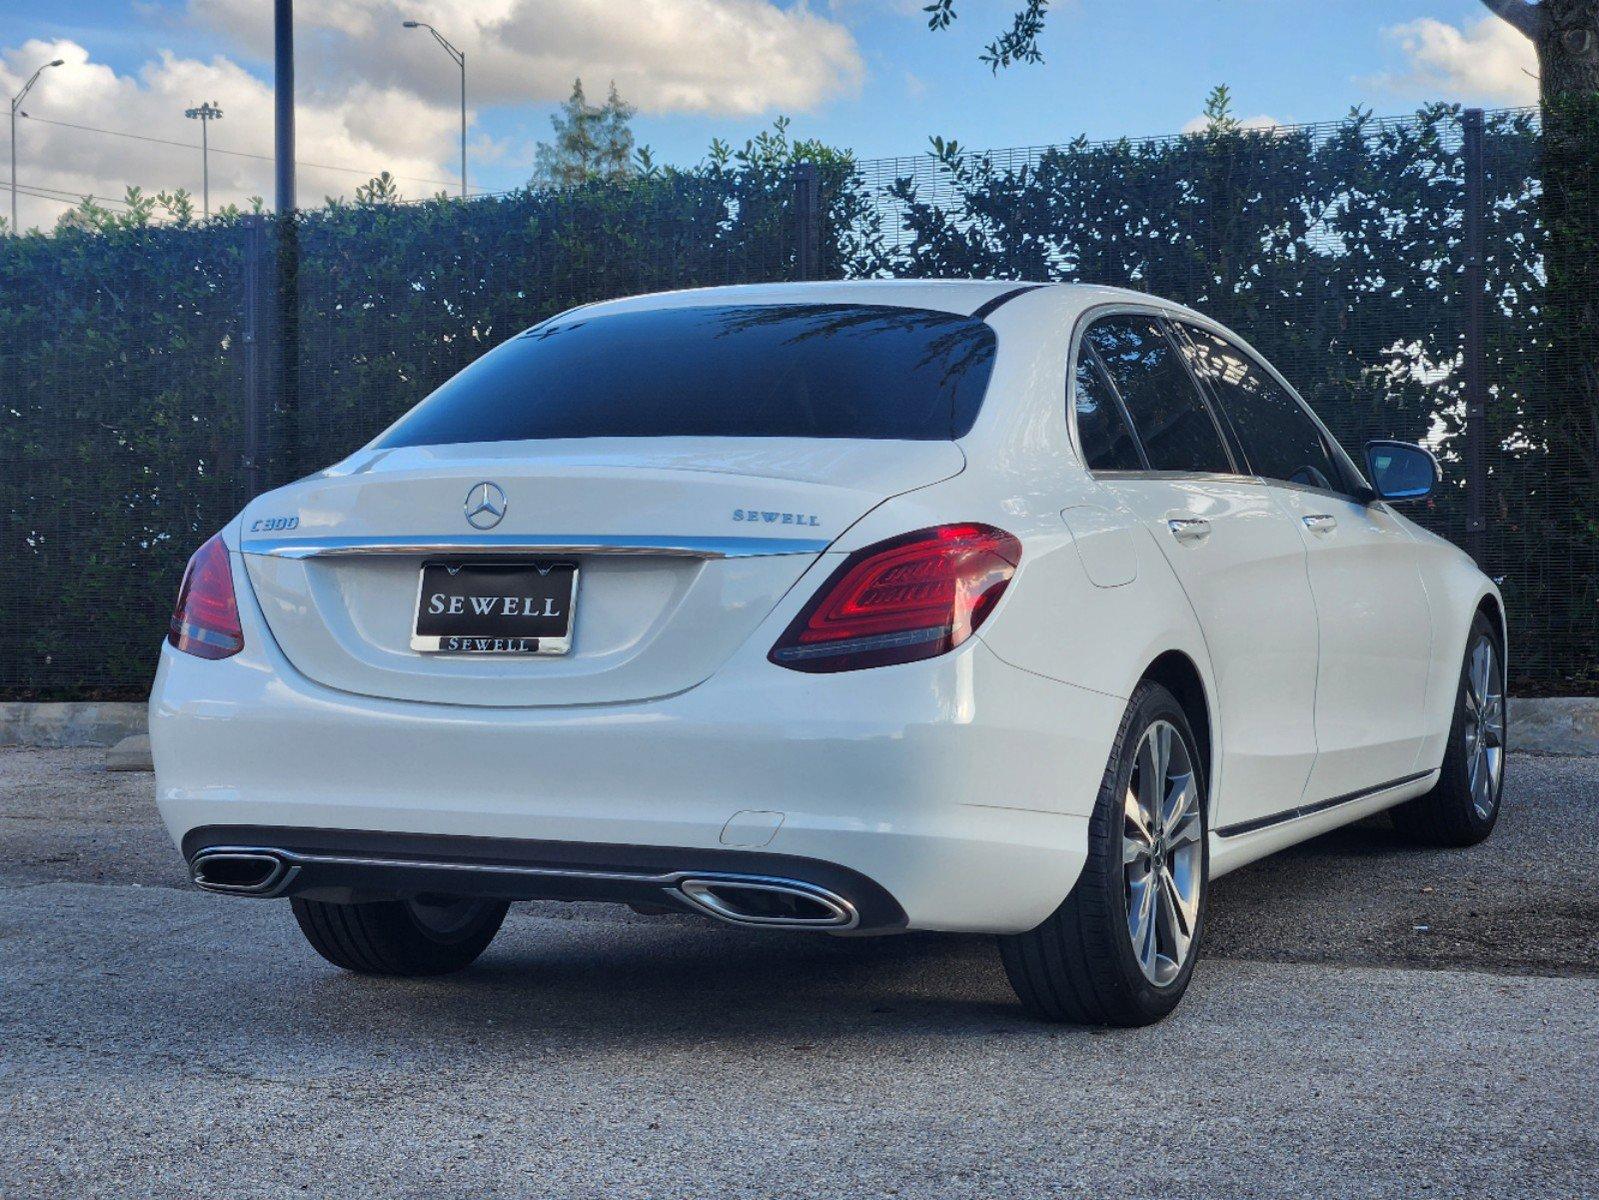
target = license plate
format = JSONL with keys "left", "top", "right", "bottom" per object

{"left": 411, "top": 561, "right": 578, "bottom": 655}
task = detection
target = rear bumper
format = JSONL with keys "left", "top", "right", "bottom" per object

{"left": 151, "top": 588, "right": 1122, "bottom": 933}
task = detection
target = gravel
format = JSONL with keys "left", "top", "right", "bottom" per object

{"left": 2, "top": 748, "right": 1597, "bottom": 1197}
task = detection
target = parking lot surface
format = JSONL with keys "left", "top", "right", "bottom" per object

{"left": 2, "top": 749, "right": 1596, "bottom": 1198}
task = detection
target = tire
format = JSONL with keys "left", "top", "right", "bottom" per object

{"left": 291, "top": 894, "right": 509, "bottom": 976}
{"left": 1392, "top": 612, "right": 1506, "bottom": 848}
{"left": 999, "top": 681, "right": 1208, "bottom": 1026}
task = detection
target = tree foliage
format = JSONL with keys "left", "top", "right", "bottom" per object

{"left": 0, "top": 120, "right": 874, "bottom": 697}
{"left": 874, "top": 94, "right": 1587, "bottom": 686}
{"left": 531, "top": 79, "right": 640, "bottom": 188}
{"left": 0, "top": 99, "right": 1591, "bottom": 694}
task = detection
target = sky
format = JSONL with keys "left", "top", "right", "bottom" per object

{"left": 0, "top": 1, "right": 1538, "bottom": 231}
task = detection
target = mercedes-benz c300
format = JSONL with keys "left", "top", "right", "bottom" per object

{"left": 153, "top": 281, "right": 1506, "bottom": 1025}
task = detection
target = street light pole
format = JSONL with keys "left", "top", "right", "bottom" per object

{"left": 402, "top": 20, "right": 467, "bottom": 197}
{"left": 184, "top": 101, "right": 224, "bottom": 219}
{"left": 8, "top": 57, "right": 64, "bottom": 234}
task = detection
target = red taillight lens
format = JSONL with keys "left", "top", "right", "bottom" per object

{"left": 769, "top": 523, "right": 1021, "bottom": 674}
{"left": 168, "top": 534, "right": 244, "bottom": 660}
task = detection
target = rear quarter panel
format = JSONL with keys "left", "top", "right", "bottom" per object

{"left": 827, "top": 286, "right": 1223, "bottom": 796}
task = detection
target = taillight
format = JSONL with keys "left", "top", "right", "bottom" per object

{"left": 769, "top": 523, "right": 1021, "bottom": 674}
{"left": 168, "top": 534, "right": 244, "bottom": 660}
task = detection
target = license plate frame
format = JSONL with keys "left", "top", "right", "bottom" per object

{"left": 410, "top": 560, "right": 579, "bottom": 655}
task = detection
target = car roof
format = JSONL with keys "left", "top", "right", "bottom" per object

{"left": 569, "top": 279, "right": 1180, "bottom": 321}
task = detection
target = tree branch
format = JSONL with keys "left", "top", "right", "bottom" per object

{"left": 1478, "top": 0, "right": 1543, "bottom": 40}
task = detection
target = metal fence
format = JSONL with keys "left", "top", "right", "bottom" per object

{"left": 0, "top": 104, "right": 1591, "bottom": 698}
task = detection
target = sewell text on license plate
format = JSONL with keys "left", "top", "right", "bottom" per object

{"left": 411, "top": 560, "right": 578, "bottom": 655}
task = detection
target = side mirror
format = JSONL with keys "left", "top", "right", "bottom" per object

{"left": 1365, "top": 440, "right": 1439, "bottom": 503}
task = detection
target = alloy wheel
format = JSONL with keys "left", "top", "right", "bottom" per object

{"left": 1122, "top": 720, "right": 1203, "bottom": 987}
{"left": 1463, "top": 635, "right": 1506, "bottom": 821}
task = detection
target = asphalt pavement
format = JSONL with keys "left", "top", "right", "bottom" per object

{"left": 1, "top": 748, "right": 1596, "bottom": 1198}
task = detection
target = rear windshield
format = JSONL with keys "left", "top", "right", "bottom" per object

{"left": 373, "top": 303, "right": 998, "bottom": 447}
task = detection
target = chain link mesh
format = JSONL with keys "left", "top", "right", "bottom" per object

{"left": 0, "top": 106, "right": 1590, "bottom": 697}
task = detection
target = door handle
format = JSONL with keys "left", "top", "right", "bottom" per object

{"left": 1166, "top": 517, "right": 1211, "bottom": 544}
{"left": 1302, "top": 513, "right": 1338, "bottom": 534}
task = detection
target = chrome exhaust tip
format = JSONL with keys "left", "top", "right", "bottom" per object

{"left": 190, "top": 848, "right": 297, "bottom": 897}
{"left": 676, "top": 875, "right": 858, "bottom": 930}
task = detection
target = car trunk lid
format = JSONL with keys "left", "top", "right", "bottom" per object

{"left": 237, "top": 437, "right": 964, "bottom": 707}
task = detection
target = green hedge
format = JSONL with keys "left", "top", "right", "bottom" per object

{"left": 1, "top": 104, "right": 1591, "bottom": 696}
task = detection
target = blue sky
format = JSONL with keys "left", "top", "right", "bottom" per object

{"left": 0, "top": 1, "right": 1533, "bottom": 226}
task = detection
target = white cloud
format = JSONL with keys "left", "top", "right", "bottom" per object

{"left": 4, "top": 0, "right": 866, "bottom": 231}
{"left": 192, "top": 0, "right": 865, "bottom": 116}
{"left": 1373, "top": 16, "right": 1538, "bottom": 105}
{"left": 1180, "top": 112, "right": 1283, "bottom": 135}
{"left": 2, "top": 38, "right": 469, "bottom": 231}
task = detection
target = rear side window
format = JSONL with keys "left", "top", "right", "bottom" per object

{"left": 1072, "top": 355, "right": 1144, "bottom": 471}
{"left": 374, "top": 304, "right": 998, "bottom": 447}
{"left": 1178, "top": 325, "right": 1342, "bottom": 491}
{"left": 1083, "top": 316, "right": 1231, "bottom": 474}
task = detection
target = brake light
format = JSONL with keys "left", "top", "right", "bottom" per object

{"left": 769, "top": 523, "right": 1021, "bottom": 673}
{"left": 168, "top": 534, "right": 244, "bottom": 660}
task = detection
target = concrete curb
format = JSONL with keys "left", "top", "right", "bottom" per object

{"left": 105, "top": 734, "right": 154, "bottom": 773}
{"left": 1508, "top": 697, "right": 1599, "bottom": 757}
{"left": 1, "top": 696, "right": 1596, "bottom": 756}
{"left": 0, "top": 702, "right": 148, "bottom": 749}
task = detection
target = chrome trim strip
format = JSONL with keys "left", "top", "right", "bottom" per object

{"left": 1213, "top": 770, "right": 1437, "bottom": 839}
{"left": 239, "top": 533, "right": 833, "bottom": 560}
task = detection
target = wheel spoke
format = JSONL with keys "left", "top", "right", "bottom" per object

{"left": 1127, "top": 873, "right": 1156, "bottom": 970}
{"left": 1156, "top": 868, "right": 1191, "bottom": 971}
{"left": 1167, "top": 809, "right": 1202, "bottom": 848}
{"left": 1163, "top": 864, "right": 1197, "bottom": 934}
{"left": 1469, "top": 640, "right": 1491, "bottom": 708}
{"left": 1124, "top": 784, "right": 1154, "bottom": 845}
{"left": 1136, "top": 736, "right": 1162, "bottom": 828}
{"left": 1471, "top": 749, "right": 1492, "bottom": 816}
{"left": 1481, "top": 693, "right": 1505, "bottom": 747}
{"left": 1165, "top": 773, "right": 1198, "bottom": 832}
{"left": 1150, "top": 724, "right": 1172, "bottom": 807}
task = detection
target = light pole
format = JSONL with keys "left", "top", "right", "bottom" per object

{"left": 184, "top": 101, "right": 224, "bottom": 219}
{"left": 402, "top": 20, "right": 467, "bottom": 197}
{"left": 8, "top": 57, "right": 64, "bottom": 234}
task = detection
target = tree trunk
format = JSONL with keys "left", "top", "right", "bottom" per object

{"left": 1528, "top": 2, "right": 1599, "bottom": 689}
{"left": 1534, "top": 3, "right": 1599, "bottom": 493}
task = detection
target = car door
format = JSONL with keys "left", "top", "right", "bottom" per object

{"left": 1173, "top": 322, "right": 1434, "bottom": 803}
{"left": 1073, "top": 311, "right": 1321, "bottom": 829}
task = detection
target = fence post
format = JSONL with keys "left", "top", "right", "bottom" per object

{"left": 241, "top": 215, "right": 267, "bottom": 500}
{"left": 1462, "top": 107, "right": 1486, "bottom": 562}
{"left": 793, "top": 161, "right": 820, "bottom": 281}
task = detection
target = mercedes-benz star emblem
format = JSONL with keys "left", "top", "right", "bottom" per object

{"left": 464, "top": 481, "right": 507, "bottom": 530}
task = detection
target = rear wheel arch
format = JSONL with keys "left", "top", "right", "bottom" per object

{"left": 1475, "top": 591, "right": 1507, "bottom": 657}
{"left": 1139, "top": 650, "right": 1214, "bottom": 818}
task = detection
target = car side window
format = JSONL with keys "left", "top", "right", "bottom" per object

{"left": 1177, "top": 324, "right": 1344, "bottom": 492}
{"left": 1083, "top": 315, "right": 1232, "bottom": 474}
{"left": 1072, "top": 352, "right": 1145, "bottom": 471}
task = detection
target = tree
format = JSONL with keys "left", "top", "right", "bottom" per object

{"left": 354, "top": 171, "right": 403, "bottom": 206}
{"left": 927, "top": 1, "right": 1599, "bottom": 497}
{"left": 1481, "top": 3, "right": 1599, "bottom": 509}
{"left": 531, "top": 79, "right": 638, "bottom": 188}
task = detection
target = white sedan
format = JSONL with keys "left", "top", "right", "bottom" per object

{"left": 152, "top": 280, "right": 1506, "bottom": 1025}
